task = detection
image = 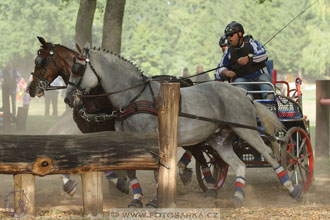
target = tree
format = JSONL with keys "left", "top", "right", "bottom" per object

{"left": 102, "top": 0, "right": 126, "bottom": 54}
{"left": 0, "top": 0, "right": 329, "bottom": 79}
{"left": 75, "top": 0, "right": 96, "bottom": 48}
{"left": 301, "top": 0, "right": 330, "bottom": 76}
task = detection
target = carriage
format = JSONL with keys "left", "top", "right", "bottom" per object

{"left": 196, "top": 73, "right": 313, "bottom": 193}
{"left": 30, "top": 39, "right": 306, "bottom": 206}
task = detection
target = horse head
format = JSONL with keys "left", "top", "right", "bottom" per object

{"left": 65, "top": 43, "right": 147, "bottom": 109}
{"left": 64, "top": 43, "right": 100, "bottom": 108}
{"left": 29, "top": 36, "right": 77, "bottom": 97}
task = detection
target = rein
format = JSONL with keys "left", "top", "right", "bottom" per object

{"left": 79, "top": 81, "right": 148, "bottom": 98}
{"left": 183, "top": 66, "right": 222, "bottom": 80}
{"left": 71, "top": 49, "right": 279, "bottom": 142}
{"left": 179, "top": 112, "right": 279, "bottom": 142}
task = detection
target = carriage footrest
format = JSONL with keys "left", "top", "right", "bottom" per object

{"left": 241, "top": 154, "right": 271, "bottom": 168}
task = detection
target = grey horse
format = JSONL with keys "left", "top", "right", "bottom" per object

{"left": 64, "top": 46, "right": 302, "bottom": 207}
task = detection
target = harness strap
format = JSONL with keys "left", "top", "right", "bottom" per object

{"left": 79, "top": 100, "right": 157, "bottom": 122}
{"left": 45, "top": 85, "right": 67, "bottom": 90}
{"left": 178, "top": 112, "right": 277, "bottom": 142}
{"left": 80, "top": 81, "right": 148, "bottom": 98}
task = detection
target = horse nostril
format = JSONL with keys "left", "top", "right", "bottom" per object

{"left": 64, "top": 98, "right": 69, "bottom": 105}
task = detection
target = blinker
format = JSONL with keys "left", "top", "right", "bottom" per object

{"left": 72, "top": 62, "right": 86, "bottom": 77}
{"left": 35, "top": 56, "right": 46, "bottom": 68}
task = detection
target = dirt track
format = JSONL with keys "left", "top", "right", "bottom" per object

{"left": 1, "top": 96, "right": 329, "bottom": 219}
{"left": 0, "top": 154, "right": 329, "bottom": 219}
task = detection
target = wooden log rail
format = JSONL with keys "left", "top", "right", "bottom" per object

{"left": 0, "top": 83, "right": 180, "bottom": 217}
{"left": 0, "top": 131, "right": 159, "bottom": 175}
{"left": 320, "top": 98, "right": 330, "bottom": 106}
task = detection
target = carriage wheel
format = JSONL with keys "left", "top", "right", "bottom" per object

{"left": 280, "top": 127, "right": 314, "bottom": 192}
{"left": 195, "top": 148, "right": 229, "bottom": 192}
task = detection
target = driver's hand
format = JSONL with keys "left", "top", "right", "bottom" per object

{"left": 224, "top": 70, "right": 236, "bottom": 78}
{"left": 238, "top": 56, "right": 249, "bottom": 65}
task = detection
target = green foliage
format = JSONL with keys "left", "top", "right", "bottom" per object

{"left": 122, "top": 0, "right": 329, "bottom": 77}
{"left": 256, "top": 0, "right": 272, "bottom": 4}
{"left": 0, "top": 0, "right": 328, "bottom": 80}
{"left": 0, "top": 0, "right": 105, "bottom": 79}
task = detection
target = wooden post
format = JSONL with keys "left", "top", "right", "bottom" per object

{"left": 315, "top": 80, "right": 330, "bottom": 157}
{"left": 81, "top": 172, "right": 103, "bottom": 217}
{"left": 157, "top": 83, "right": 180, "bottom": 208}
{"left": 13, "top": 174, "right": 35, "bottom": 216}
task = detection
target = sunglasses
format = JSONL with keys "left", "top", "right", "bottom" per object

{"left": 226, "top": 32, "right": 237, "bottom": 38}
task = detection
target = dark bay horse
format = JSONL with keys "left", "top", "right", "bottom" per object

{"left": 28, "top": 37, "right": 122, "bottom": 196}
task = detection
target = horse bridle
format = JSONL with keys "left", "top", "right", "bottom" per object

{"left": 68, "top": 48, "right": 101, "bottom": 96}
{"left": 31, "top": 43, "right": 65, "bottom": 92}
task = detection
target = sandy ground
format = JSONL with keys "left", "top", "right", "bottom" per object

{"left": 1, "top": 87, "right": 328, "bottom": 219}
{"left": 0, "top": 154, "right": 329, "bottom": 219}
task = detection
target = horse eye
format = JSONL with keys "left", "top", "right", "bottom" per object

{"left": 71, "top": 63, "right": 85, "bottom": 76}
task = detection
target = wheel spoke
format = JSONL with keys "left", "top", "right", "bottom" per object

{"left": 287, "top": 161, "right": 295, "bottom": 170}
{"left": 296, "top": 132, "right": 300, "bottom": 158}
{"left": 297, "top": 138, "right": 307, "bottom": 155}
{"left": 298, "top": 164, "right": 306, "bottom": 186}
{"left": 299, "top": 163, "right": 310, "bottom": 174}
{"left": 287, "top": 151, "right": 296, "bottom": 160}
{"left": 298, "top": 153, "right": 310, "bottom": 163}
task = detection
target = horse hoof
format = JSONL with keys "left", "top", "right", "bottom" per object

{"left": 232, "top": 196, "right": 243, "bottom": 208}
{"left": 146, "top": 199, "right": 158, "bottom": 208}
{"left": 128, "top": 199, "right": 143, "bottom": 208}
{"left": 179, "top": 168, "right": 193, "bottom": 185}
{"left": 116, "top": 177, "right": 129, "bottom": 194}
{"left": 105, "top": 171, "right": 118, "bottom": 180}
{"left": 63, "top": 179, "right": 77, "bottom": 196}
{"left": 289, "top": 184, "right": 303, "bottom": 200}
{"left": 204, "top": 189, "right": 217, "bottom": 198}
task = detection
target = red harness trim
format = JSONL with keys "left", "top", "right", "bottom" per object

{"left": 115, "top": 100, "right": 157, "bottom": 120}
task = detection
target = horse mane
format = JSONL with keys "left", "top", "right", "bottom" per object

{"left": 55, "top": 44, "right": 79, "bottom": 55}
{"left": 90, "top": 47, "right": 145, "bottom": 77}
{"left": 40, "top": 43, "right": 79, "bottom": 55}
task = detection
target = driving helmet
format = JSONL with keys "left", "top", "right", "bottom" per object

{"left": 219, "top": 35, "right": 228, "bottom": 47}
{"left": 224, "top": 21, "right": 244, "bottom": 36}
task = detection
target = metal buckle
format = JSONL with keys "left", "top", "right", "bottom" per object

{"left": 79, "top": 108, "right": 91, "bottom": 122}
{"left": 38, "top": 80, "right": 49, "bottom": 91}
{"left": 73, "top": 88, "right": 86, "bottom": 97}
{"left": 110, "top": 111, "right": 117, "bottom": 117}
{"left": 94, "top": 115, "right": 106, "bottom": 122}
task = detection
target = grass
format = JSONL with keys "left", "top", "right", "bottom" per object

{"left": 0, "top": 94, "right": 67, "bottom": 135}
{"left": 20, "top": 115, "right": 61, "bottom": 135}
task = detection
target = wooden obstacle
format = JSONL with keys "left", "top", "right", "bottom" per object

{"left": 0, "top": 83, "right": 180, "bottom": 216}
{"left": 315, "top": 80, "right": 330, "bottom": 157}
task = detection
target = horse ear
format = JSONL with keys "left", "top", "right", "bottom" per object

{"left": 84, "top": 42, "right": 91, "bottom": 50}
{"left": 75, "top": 43, "right": 82, "bottom": 54}
{"left": 37, "top": 36, "right": 47, "bottom": 46}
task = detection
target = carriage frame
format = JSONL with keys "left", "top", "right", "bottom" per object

{"left": 196, "top": 75, "right": 314, "bottom": 193}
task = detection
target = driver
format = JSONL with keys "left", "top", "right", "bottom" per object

{"left": 215, "top": 21, "right": 273, "bottom": 99}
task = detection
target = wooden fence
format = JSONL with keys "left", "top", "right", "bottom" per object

{"left": 0, "top": 83, "right": 180, "bottom": 216}
{"left": 315, "top": 80, "right": 330, "bottom": 157}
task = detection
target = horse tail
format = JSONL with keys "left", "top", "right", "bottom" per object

{"left": 252, "top": 100, "right": 285, "bottom": 160}
{"left": 252, "top": 100, "right": 285, "bottom": 132}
